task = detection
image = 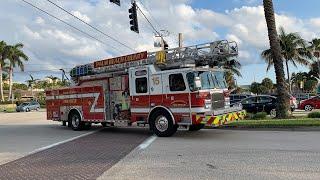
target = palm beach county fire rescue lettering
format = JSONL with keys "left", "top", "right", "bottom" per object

{"left": 94, "top": 51, "right": 147, "bottom": 68}
{"left": 46, "top": 40, "right": 246, "bottom": 137}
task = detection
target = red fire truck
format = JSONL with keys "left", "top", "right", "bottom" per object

{"left": 46, "top": 40, "right": 246, "bottom": 137}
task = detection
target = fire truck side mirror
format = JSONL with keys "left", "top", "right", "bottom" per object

{"left": 194, "top": 77, "right": 202, "bottom": 90}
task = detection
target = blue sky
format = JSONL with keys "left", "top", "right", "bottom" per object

{"left": 191, "top": 0, "right": 320, "bottom": 18}
{"left": 1, "top": 0, "right": 320, "bottom": 85}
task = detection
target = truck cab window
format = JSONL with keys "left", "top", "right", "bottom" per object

{"left": 169, "top": 73, "right": 186, "bottom": 91}
{"left": 186, "top": 72, "right": 195, "bottom": 91}
{"left": 136, "top": 77, "right": 148, "bottom": 93}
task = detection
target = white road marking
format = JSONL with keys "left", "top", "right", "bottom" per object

{"left": 138, "top": 135, "right": 157, "bottom": 150}
{"left": 28, "top": 130, "right": 99, "bottom": 155}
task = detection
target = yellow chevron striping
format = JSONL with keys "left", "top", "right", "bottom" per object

{"left": 213, "top": 116, "right": 220, "bottom": 125}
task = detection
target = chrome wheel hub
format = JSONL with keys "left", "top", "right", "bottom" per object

{"left": 305, "top": 105, "right": 312, "bottom": 111}
{"left": 270, "top": 109, "right": 276, "bottom": 118}
{"left": 155, "top": 116, "right": 169, "bottom": 132}
{"left": 72, "top": 116, "right": 80, "bottom": 127}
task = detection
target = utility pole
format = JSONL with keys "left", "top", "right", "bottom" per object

{"left": 59, "top": 69, "right": 69, "bottom": 84}
{"left": 178, "top": 33, "right": 183, "bottom": 48}
{"left": 59, "top": 69, "right": 65, "bottom": 82}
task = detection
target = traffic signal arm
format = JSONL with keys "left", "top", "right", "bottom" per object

{"left": 110, "top": 0, "right": 120, "bottom": 6}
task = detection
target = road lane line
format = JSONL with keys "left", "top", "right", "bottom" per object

{"left": 138, "top": 135, "right": 157, "bottom": 150}
{"left": 28, "top": 130, "right": 99, "bottom": 155}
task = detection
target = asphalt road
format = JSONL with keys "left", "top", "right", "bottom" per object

{"left": 101, "top": 129, "right": 320, "bottom": 180}
{"left": 0, "top": 111, "right": 99, "bottom": 165}
{"left": 1, "top": 112, "right": 320, "bottom": 179}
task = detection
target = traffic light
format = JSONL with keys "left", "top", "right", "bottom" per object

{"left": 110, "top": 0, "right": 120, "bottom": 6}
{"left": 128, "top": 2, "right": 139, "bottom": 33}
{"left": 163, "top": 40, "right": 169, "bottom": 50}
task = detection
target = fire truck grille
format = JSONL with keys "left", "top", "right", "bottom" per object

{"left": 212, "top": 93, "right": 225, "bottom": 109}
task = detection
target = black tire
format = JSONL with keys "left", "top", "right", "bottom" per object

{"left": 36, "top": 107, "right": 40, "bottom": 111}
{"left": 189, "top": 124, "right": 205, "bottom": 131}
{"left": 26, "top": 108, "right": 30, "bottom": 112}
{"left": 101, "top": 122, "right": 107, "bottom": 127}
{"left": 83, "top": 123, "right": 92, "bottom": 130}
{"left": 69, "top": 112, "right": 83, "bottom": 131}
{"left": 149, "top": 110, "right": 177, "bottom": 137}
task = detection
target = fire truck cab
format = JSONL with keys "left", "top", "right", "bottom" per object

{"left": 46, "top": 40, "right": 246, "bottom": 137}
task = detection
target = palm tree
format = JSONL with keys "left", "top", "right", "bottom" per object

{"left": 26, "top": 74, "right": 39, "bottom": 97}
{"left": 263, "top": 0, "right": 290, "bottom": 118}
{"left": 221, "top": 58, "right": 242, "bottom": 77}
{"left": 309, "top": 38, "right": 320, "bottom": 77}
{"left": 6, "top": 43, "right": 28, "bottom": 101}
{"left": 261, "top": 27, "right": 312, "bottom": 92}
{"left": 46, "top": 75, "right": 60, "bottom": 88}
{"left": 0, "top": 41, "right": 7, "bottom": 102}
{"left": 219, "top": 57, "right": 241, "bottom": 90}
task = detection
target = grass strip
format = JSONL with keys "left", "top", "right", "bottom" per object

{"left": 225, "top": 119, "right": 320, "bottom": 128}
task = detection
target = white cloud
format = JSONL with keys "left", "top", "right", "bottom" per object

{"left": 35, "top": 17, "right": 45, "bottom": 25}
{"left": 22, "top": 26, "right": 41, "bottom": 40}
{"left": 72, "top": 11, "right": 91, "bottom": 23}
{"left": 226, "top": 34, "right": 242, "bottom": 45}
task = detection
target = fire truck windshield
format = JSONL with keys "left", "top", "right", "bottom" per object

{"left": 187, "top": 71, "right": 227, "bottom": 91}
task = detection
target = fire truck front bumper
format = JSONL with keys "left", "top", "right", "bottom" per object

{"left": 194, "top": 110, "right": 247, "bottom": 126}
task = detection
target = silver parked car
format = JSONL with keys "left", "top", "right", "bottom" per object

{"left": 16, "top": 101, "right": 40, "bottom": 112}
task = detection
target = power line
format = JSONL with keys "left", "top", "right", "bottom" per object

{"left": 136, "top": 0, "right": 181, "bottom": 47}
{"left": 21, "top": 0, "right": 123, "bottom": 54}
{"left": 136, "top": 0, "right": 161, "bottom": 29}
{"left": 136, "top": 4, "right": 160, "bottom": 36}
{"left": 14, "top": 69, "right": 73, "bottom": 73}
{"left": 45, "top": 0, "right": 137, "bottom": 52}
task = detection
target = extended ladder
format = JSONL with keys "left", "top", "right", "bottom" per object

{"left": 93, "top": 40, "right": 238, "bottom": 74}
{"left": 71, "top": 40, "right": 238, "bottom": 79}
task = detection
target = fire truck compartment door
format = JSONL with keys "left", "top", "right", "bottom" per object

{"left": 149, "top": 74, "right": 163, "bottom": 107}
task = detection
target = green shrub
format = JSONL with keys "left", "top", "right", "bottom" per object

{"left": 252, "top": 112, "right": 268, "bottom": 120}
{"left": 0, "top": 101, "right": 14, "bottom": 105}
{"left": 38, "top": 99, "right": 46, "bottom": 106}
{"left": 308, "top": 112, "right": 320, "bottom": 118}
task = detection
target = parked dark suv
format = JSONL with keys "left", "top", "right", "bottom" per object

{"left": 229, "top": 94, "right": 252, "bottom": 106}
{"left": 238, "top": 95, "right": 277, "bottom": 116}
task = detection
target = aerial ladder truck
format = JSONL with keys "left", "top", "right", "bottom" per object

{"left": 46, "top": 40, "right": 246, "bottom": 137}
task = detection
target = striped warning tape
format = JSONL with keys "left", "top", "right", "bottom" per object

{"left": 195, "top": 110, "right": 247, "bottom": 126}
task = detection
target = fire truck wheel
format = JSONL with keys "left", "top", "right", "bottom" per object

{"left": 150, "top": 110, "right": 177, "bottom": 137}
{"left": 69, "top": 112, "right": 83, "bottom": 131}
{"left": 188, "top": 124, "right": 205, "bottom": 131}
{"left": 101, "top": 122, "right": 107, "bottom": 127}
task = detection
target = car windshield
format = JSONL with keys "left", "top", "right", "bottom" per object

{"left": 21, "top": 103, "right": 29, "bottom": 106}
{"left": 187, "top": 71, "right": 227, "bottom": 91}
